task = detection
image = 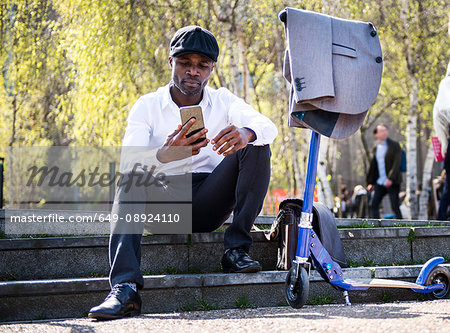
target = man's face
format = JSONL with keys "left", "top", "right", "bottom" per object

{"left": 169, "top": 54, "right": 214, "bottom": 96}
{"left": 374, "top": 125, "right": 389, "bottom": 141}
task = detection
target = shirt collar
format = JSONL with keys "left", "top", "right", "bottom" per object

{"left": 160, "top": 83, "right": 212, "bottom": 111}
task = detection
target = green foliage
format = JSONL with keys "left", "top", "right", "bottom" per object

{"left": 186, "top": 234, "right": 193, "bottom": 247}
{"left": 235, "top": 296, "right": 253, "bottom": 310}
{"left": 346, "top": 260, "right": 362, "bottom": 267}
{"left": 1, "top": 0, "right": 449, "bottom": 206}
{"left": 186, "top": 267, "right": 203, "bottom": 274}
{"left": 211, "top": 266, "right": 223, "bottom": 273}
{"left": 363, "top": 257, "right": 378, "bottom": 266}
{"left": 254, "top": 224, "right": 272, "bottom": 230}
{"left": 195, "top": 298, "right": 218, "bottom": 311}
{"left": 351, "top": 221, "right": 375, "bottom": 228}
{"left": 178, "top": 298, "right": 219, "bottom": 312}
{"left": 408, "top": 228, "right": 416, "bottom": 243}
{"left": 307, "top": 295, "right": 336, "bottom": 305}
{"left": 160, "top": 267, "right": 182, "bottom": 275}
{"left": 177, "top": 303, "right": 197, "bottom": 312}
{"left": 380, "top": 290, "right": 393, "bottom": 303}
{"left": 393, "top": 259, "right": 427, "bottom": 266}
{"left": 392, "top": 223, "right": 413, "bottom": 228}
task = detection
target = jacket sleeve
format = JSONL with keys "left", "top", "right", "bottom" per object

{"left": 366, "top": 152, "right": 377, "bottom": 185}
{"left": 387, "top": 140, "right": 402, "bottom": 182}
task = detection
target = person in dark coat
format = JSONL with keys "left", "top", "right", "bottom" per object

{"left": 366, "top": 124, "right": 403, "bottom": 219}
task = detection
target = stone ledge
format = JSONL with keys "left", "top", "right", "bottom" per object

{"left": 1, "top": 226, "right": 449, "bottom": 250}
{"left": 2, "top": 265, "right": 450, "bottom": 322}
{"left": 339, "top": 227, "right": 450, "bottom": 240}
{"left": 334, "top": 218, "right": 450, "bottom": 227}
{"left": 3, "top": 265, "right": 449, "bottom": 297}
{"left": 1, "top": 227, "right": 449, "bottom": 281}
{"left": 2, "top": 209, "right": 450, "bottom": 237}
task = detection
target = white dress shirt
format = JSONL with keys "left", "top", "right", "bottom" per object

{"left": 433, "top": 63, "right": 450, "bottom": 154}
{"left": 375, "top": 140, "right": 388, "bottom": 186}
{"left": 121, "top": 84, "right": 278, "bottom": 174}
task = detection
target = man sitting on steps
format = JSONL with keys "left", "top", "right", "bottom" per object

{"left": 88, "top": 25, "right": 278, "bottom": 320}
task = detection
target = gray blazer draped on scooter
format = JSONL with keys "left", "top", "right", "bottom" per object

{"left": 282, "top": 8, "right": 383, "bottom": 139}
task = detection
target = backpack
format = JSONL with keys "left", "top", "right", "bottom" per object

{"left": 265, "top": 198, "right": 347, "bottom": 270}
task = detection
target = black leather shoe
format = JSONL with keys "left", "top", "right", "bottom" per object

{"left": 221, "top": 248, "right": 262, "bottom": 273}
{"left": 88, "top": 284, "right": 142, "bottom": 320}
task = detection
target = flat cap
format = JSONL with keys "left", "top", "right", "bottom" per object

{"left": 170, "top": 26, "right": 219, "bottom": 62}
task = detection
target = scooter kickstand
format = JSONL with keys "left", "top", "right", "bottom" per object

{"left": 343, "top": 291, "right": 351, "bottom": 306}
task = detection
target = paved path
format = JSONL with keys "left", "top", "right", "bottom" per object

{"left": 1, "top": 300, "right": 449, "bottom": 332}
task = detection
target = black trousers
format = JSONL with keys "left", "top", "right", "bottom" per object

{"left": 437, "top": 141, "right": 450, "bottom": 220}
{"left": 109, "top": 144, "right": 271, "bottom": 288}
{"left": 369, "top": 183, "right": 403, "bottom": 219}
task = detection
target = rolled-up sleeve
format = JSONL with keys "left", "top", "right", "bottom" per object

{"left": 226, "top": 90, "right": 278, "bottom": 145}
{"left": 119, "top": 98, "right": 162, "bottom": 173}
{"left": 122, "top": 98, "right": 152, "bottom": 147}
{"left": 433, "top": 78, "right": 450, "bottom": 154}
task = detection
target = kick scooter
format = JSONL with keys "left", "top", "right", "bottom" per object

{"left": 284, "top": 130, "right": 450, "bottom": 308}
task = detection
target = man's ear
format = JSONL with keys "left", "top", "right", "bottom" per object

{"left": 168, "top": 56, "right": 173, "bottom": 68}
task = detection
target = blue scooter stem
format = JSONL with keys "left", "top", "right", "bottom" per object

{"left": 303, "top": 131, "right": 321, "bottom": 214}
{"left": 295, "top": 131, "right": 320, "bottom": 259}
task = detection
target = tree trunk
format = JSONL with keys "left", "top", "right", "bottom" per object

{"left": 406, "top": 77, "right": 419, "bottom": 219}
{"left": 237, "top": 30, "right": 249, "bottom": 101}
{"left": 418, "top": 142, "right": 435, "bottom": 219}
{"left": 9, "top": 94, "right": 17, "bottom": 147}
{"left": 289, "top": 127, "right": 302, "bottom": 197}
{"left": 317, "top": 135, "right": 334, "bottom": 209}
{"left": 226, "top": 28, "right": 242, "bottom": 96}
{"left": 360, "top": 127, "right": 371, "bottom": 173}
{"left": 401, "top": 0, "right": 419, "bottom": 219}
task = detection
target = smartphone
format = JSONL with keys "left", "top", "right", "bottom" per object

{"left": 179, "top": 105, "right": 206, "bottom": 144}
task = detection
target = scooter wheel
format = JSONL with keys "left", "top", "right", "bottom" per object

{"left": 425, "top": 265, "right": 450, "bottom": 300}
{"left": 285, "top": 265, "right": 309, "bottom": 308}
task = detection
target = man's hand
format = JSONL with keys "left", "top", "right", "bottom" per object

{"left": 156, "top": 118, "right": 209, "bottom": 163}
{"left": 367, "top": 184, "right": 374, "bottom": 192}
{"left": 385, "top": 179, "right": 393, "bottom": 188}
{"left": 211, "top": 126, "right": 256, "bottom": 156}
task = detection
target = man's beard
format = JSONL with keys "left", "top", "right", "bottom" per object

{"left": 172, "top": 78, "right": 204, "bottom": 96}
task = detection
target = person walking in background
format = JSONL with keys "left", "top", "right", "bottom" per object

{"left": 351, "top": 184, "right": 368, "bottom": 218}
{"left": 366, "top": 124, "right": 403, "bottom": 219}
{"left": 433, "top": 62, "right": 450, "bottom": 220}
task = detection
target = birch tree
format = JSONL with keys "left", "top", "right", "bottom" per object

{"left": 317, "top": 136, "right": 334, "bottom": 208}
{"left": 418, "top": 143, "right": 435, "bottom": 219}
{"left": 400, "top": 0, "right": 420, "bottom": 218}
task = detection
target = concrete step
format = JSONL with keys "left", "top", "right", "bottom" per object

{"left": 1, "top": 264, "right": 449, "bottom": 322}
{"left": 2, "top": 209, "right": 450, "bottom": 237}
{"left": 1, "top": 227, "right": 449, "bottom": 281}
{"left": 250, "top": 215, "right": 450, "bottom": 228}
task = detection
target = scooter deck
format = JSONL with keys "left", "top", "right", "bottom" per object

{"left": 342, "top": 278, "right": 425, "bottom": 289}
